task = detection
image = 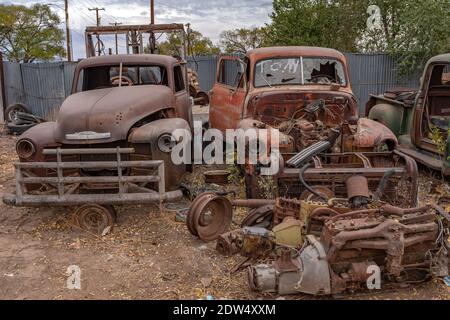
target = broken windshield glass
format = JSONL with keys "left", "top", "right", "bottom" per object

{"left": 254, "top": 57, "right": 346, "bottom": 88}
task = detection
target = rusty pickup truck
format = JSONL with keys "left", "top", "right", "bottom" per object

{"left": 3, "top": 54, "right": 193, "bottom": 234}
{"left": 366, "top": 54, "right": 450, "bottom": 176}
{"left": 208, "top": 46, "right": 418, "bottom": 205}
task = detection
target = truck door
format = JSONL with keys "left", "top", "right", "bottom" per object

{"left": 210, "top": 57, "right": 247, "bottom": 134}
{"left": 414, "top": 63, "right": 450, "bottom": 157}
{"left": 173, "top": 64, "right": 193, "bottom": 128}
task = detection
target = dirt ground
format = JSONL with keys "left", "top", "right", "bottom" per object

{"left": 0, "top": 131, "right": 449, "bottom": 300}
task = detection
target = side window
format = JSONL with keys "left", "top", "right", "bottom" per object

{"left": 217, "top": 59, "right": 244, "bottom": 88}
{"left": 174, "top": 65, "right": 185, "bottom": 92}
{"left": 442, "top": 65, "right": 450, "bottom": 85}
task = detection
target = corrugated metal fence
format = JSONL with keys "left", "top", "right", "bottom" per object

{"left": 3, "top": 62, "right": 77, "bottom": 120}
{"left": 2, "top": 53, "right": 421, "bottom": 120}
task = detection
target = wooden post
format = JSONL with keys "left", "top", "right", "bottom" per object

{"left": 0, "top": 52, "right": 5, "bottom": 123}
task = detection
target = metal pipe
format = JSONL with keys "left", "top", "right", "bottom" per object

{"left": 19, "top": 175, "right": 160, "bottom": 184}
{"left": 16, "top": 160, "right": 163, "bottom": 170}
{"left": 299, "top": 163, "right": 329, "bottom": 202}
{"left": 43, "top": 148, "right": 135, "bottom": 155}
{"left": 2, "top": 190, "right": 183, "bottom": 207}
{"left": 231, "top": 199, "right": 276, "bottom": 208}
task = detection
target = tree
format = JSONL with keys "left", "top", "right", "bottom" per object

{"left": 0, "top": 4, "right": 65, "bottom": 63}
{"left": 359, "top": 0, "right": 450, "bottom": 73}
{"left": 265, "top": 0, "right": 450, "bottom": 74}
{"left": 155, "top": 29, "right": 220, "bottom": 56}
{"left": 265, "top": 0, "right": 367, "bottom": 52}
{"left": 219, "top": 27, "right": 267, "bottom": 54}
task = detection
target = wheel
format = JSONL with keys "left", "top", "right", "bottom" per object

{"left": 5, "top": 103, "right": 30, "bottom": 123}
{"left": 187, "top": 193, "right": 233, "bottom": 242}
{"left": 103, "top": 205, "right": 118, "bottom": 223}
{"left": 73, "top": 204, "right": 115, "bottom": 236}
{"left": 6, "top": 122, "right": 36, "bottom": 135}
{"left": 186, "top": 192, "right": 216, "bottom": 237}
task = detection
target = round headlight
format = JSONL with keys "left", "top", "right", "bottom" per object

{"left": 16, "top": 139, "right": 36, "bottom": 159}
{"left": 157, "top": 134, "right": 176, "bottom": 153}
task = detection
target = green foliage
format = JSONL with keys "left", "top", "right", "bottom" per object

{"left": 0, "top": 4, "right": 65, "bottom": 62}
{"left": 359, "top": 0, "right": 450, "bottom": 74}
{"left": 429, "top": 125, "right": 450, "bottom": 155}
{"left": 265, "top": 0, "right": 450, "bottom": 74}
{"left": 227, "top": 163, "right": 245, "bottom": 186}
{"left": 155, "top": 29, "right": 220, "bottom": 57}
{"left": 265, "top": 0, "right": 367, "bottom": 52}
{"left": 257, "top": 176, "right": 278, "bottom": 200}
{"left": 219, "top": 27, "right": 267, "bottom": 54}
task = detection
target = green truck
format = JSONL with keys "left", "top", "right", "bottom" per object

{"left": 366, "top": 54, "right": 450, "bottom": 176}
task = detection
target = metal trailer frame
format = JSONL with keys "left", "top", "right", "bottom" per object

{"left": 84, "top": 23, "right": 189, "bottom": 90}
{"left": 2, "top": 147, "right": 183, "bottom": 207}
{"left": 277, "top": 151, "right": 419, "bottom": 207}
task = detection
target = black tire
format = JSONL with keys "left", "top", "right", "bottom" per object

{"left": 6, "top": 122, "right": 36, "bottom": 135}
{"left": 5, "top": 103, "right": 30, "bottom": 123}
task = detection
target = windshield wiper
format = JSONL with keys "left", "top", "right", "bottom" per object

{"left": 281, "top": 77, "right": 296, "bottom": 83}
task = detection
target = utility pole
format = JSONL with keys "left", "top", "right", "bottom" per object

{"left": 89, "top": 7, "right": 105, "bottom": 27}
{"left": 150, "top": 0, "right": 155, "bottom": 24}
{"left": 149, "top": 0, "right": 156, "bottom": 53}
{"left": 89, "top": 7, "right": 105, "bottom": 56}
{"left": 110, "top": 22, "right": 122, "bottom": 54}
{"left": 64, "top": 0, "right": 72, "bottom": 62}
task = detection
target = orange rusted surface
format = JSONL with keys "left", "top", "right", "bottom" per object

{"left": 353, "top": 118, "right": 398, "bottom": 150}
{"left": 210, "top": 46, "right": 359, "bottom": 136}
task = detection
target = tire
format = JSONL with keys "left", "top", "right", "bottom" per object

{"left": 6, "top": 122, "right": 36, "bottom": 135}
{"left": 5, "top": 103, "right": 30, "bottom": 123}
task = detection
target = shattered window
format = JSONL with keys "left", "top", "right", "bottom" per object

{"left": 254, "top": 57, "right": 346, "bottom": 88}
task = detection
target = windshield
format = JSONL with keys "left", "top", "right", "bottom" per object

{"left": 79, "top": 64, "right": 168, "bottom": 92}
{"left": 254, "top": 57, "right": 346, "bottom": 88}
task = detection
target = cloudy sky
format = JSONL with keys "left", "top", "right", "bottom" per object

{"left": 5, "top": 0, "right": 273, "bottom": 59}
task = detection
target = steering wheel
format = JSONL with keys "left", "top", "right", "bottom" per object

{"left": 110, "top": 76, "right": 134, "bottom": 87}
{"left": 309, "top": 74, "right": 335, "bottom": 84}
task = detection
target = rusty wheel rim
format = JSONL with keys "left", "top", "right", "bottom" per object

{"left": 193, "top": 195, "right": 233, "bottom": 242}
{"left": 186, "top": 192, "right": 215, "bottom": 236}
{"left": 75, "top": 205, "right": 114, "bottom": 236}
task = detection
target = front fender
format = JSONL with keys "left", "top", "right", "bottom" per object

{"left": 367, "top": 103, "right": 404, "bottom": 137}
{"left": 353, "top": 118, "right": 398, "bottom": 151}
{"left": 19, "top": 122, "right": 59, "bottom": 161}
{"left": 128, "top": 118, "right": 190, "bottom": 144}
{"left": 128, "top": 118, "right": 190, "bottom": 190}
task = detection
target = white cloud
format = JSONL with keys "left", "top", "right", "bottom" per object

{"left": 3, "top": 0, "right": 273, "bottom": 59}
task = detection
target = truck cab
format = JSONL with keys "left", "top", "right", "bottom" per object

{"left": 366, "top": 54, "right": 450, "bottom": 175}
{"left": 210, "top": 46, "right": 359, "bottom": 138}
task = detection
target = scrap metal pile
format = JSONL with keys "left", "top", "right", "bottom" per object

{"left": 187, "top": 173, "right": 450, "bottom": 297}
{"left": 4, "top": 103, "right": 46, "bottom": 135}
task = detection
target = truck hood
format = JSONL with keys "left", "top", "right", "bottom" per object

{"left": 244, "top": 86, "right": 359, "bottom": 126}
{"left": 54, "top": 85, "right": 175, "bottom": 144}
